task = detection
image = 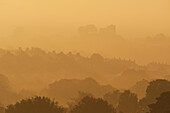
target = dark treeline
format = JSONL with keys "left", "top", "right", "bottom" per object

{"left": 0, "top": 79, "right": 170, "bottom": 113}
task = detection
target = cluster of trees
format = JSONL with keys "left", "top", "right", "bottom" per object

{"left": 105, "top": 79, "right": 170, "bottom": 113}
{"left": 41, "top": 78, "right": 114, "bottom": 105}
{"left": 0, "top": 48, "right": 137, "bottom": 76}
{"left": 0, "top": 48, "right": 170, "bottom": 90}
{"left": 0, "top": 48, "right": 170, "bottom": 113}
{"left": 0, "top": 79, "right": 170, "bottom": 113}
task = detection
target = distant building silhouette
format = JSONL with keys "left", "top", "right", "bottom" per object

{"left": 99, "top": 25, "right": 116, "bottom": 37}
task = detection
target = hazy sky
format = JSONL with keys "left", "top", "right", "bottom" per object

{"left": 0, "top": 0, "right": 169, "bottom": 37}
{"left": 0, "top": 0, "right": 170, "bottom": 65}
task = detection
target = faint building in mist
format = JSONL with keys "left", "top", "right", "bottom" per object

{"left": 78, "top": 24, "right": 98, "bottom": 36}
{"left": 99, "top": 25, "right": 116, "bottom": 38}
{"left": 78, "top": 24, "right": 118, "bottom": 39}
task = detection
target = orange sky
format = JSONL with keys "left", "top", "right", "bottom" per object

{"left": 0, "top": 0, "right": 170, "bottom": 64}
{"left": 0, "top": 0, "right": 169, "bottom": 37}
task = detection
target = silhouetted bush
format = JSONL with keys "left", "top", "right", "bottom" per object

{"left": 149, "top": 91, "right": 170, "bottom": 113}
{"left": 70, "top": 96, "right": 116, "bottom": 113}
{"left": 103, "top": 90, "right": 121, "bottom": 107}
{"left": 139, "top": 79, "right": 170, "bottom": 112}
{"left": 5, "top": 96, "right": 65, "bottom": 113}
{"left": 118, "top": 90, "right": 138, "bottom": 113}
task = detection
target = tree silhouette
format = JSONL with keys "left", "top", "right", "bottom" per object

{"left": 139, "top": 79, "right": 170, "bottom": 112}
{"left": 5, "top": 96, "right": 65, "bottom": 113}
{"left": 146, "top": 79, "right": 170, "bottom": 101}
{"left": 70, "top": 96, "right": 116, "bottom": 113}
{"left": 103, "top": 90, "right": 121, "bottom": 107}
{"left": 67, "top": 91, "right": 93, "bottom": 110}
{"left": 118, "top": 90, "right": 138, "bottom": 113}
{"left": 149, "top": 91, "right": 170, "bottom": 113}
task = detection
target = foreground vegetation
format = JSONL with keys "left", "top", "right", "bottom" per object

{"left": 0, "top": 79, "right": 170, "bottom": 113}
